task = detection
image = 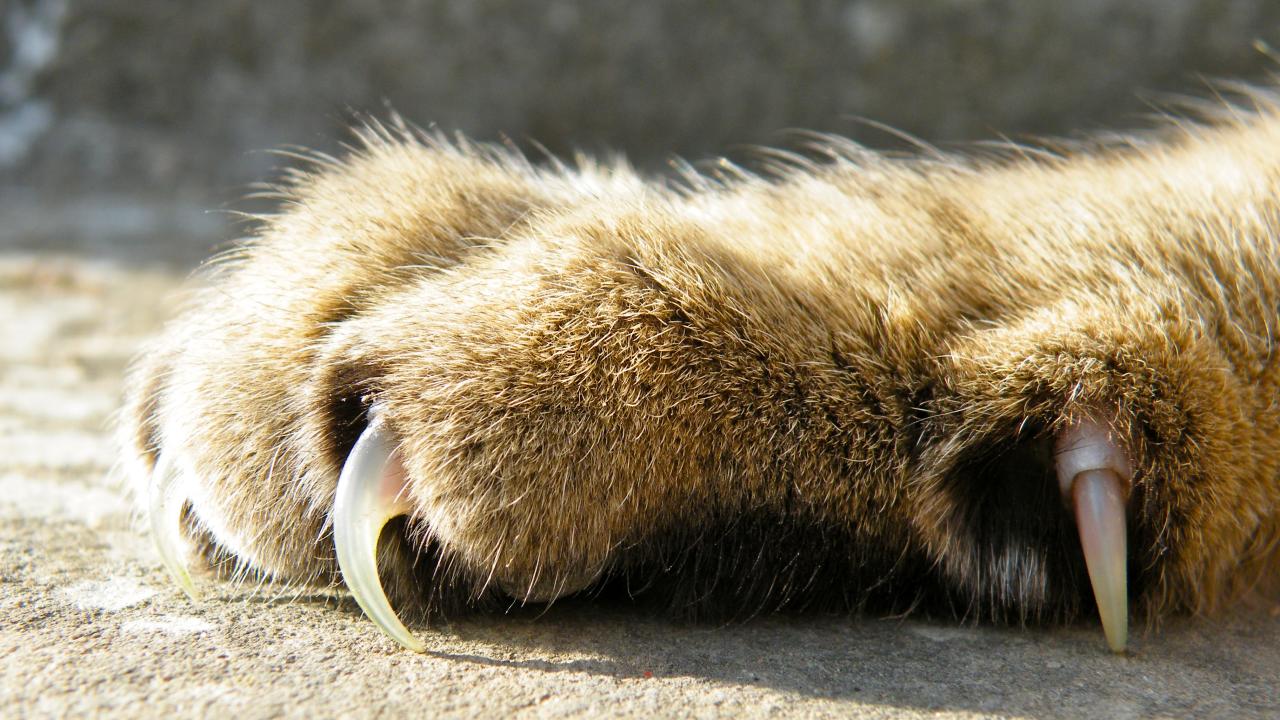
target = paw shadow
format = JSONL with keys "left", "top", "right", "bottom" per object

{"left": 411, "top": 598, "right": 1279, "bottom": 717}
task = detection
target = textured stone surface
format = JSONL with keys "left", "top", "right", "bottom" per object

{"left": 2, "top": 254, "right": 1279, "bottom": 719}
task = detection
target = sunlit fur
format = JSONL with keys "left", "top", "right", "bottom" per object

{"left": 120, "top": 95, "right": 1280, "bottom": 629}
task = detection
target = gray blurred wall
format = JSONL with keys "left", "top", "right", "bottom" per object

{"left": 3, "top": 0, "right": 1280, "bottom": 259}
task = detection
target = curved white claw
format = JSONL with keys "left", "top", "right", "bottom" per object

{"left": 147, "top": 453, "right": 201, "bottom": 600}
{"left": 1056, "top": 415, "right": 1131, "bottom": 653}
{"left": 333, "top": 417, "right": 425, "bottom": 653}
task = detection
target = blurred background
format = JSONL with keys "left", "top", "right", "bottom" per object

{"left": 4, "top": 0, "right": 1280, "bottom": 264}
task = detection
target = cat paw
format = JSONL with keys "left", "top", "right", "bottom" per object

{"left": 119, "top": 127, "right": 1280, "bottom": 655}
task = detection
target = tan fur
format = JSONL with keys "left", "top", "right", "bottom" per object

{"left": 120, "top": 106, "right": 1280, "bottom": 626}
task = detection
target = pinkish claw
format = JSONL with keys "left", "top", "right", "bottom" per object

{"left": 1055, "top": 414, "right": 1132, "bottom": 653}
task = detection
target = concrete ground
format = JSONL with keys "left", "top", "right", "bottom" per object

{"left": 2, "top": 240, "right": 1278, "bottom": 719}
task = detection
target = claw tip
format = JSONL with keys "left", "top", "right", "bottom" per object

{"left": 333, "top": 420, "right": 426, "bottom": 653}
{"left": 148, "top": 453, "right": 202, "bottom": 601}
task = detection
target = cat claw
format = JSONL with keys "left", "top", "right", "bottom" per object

{"left": 332, "top": 413, "right": 426, "bottom": 653}
{"left": 1055, "top": 414, "right": 1132, "bottom": 653}
{"left": 148, "top": 452, "right": 201, "bottom": 600}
